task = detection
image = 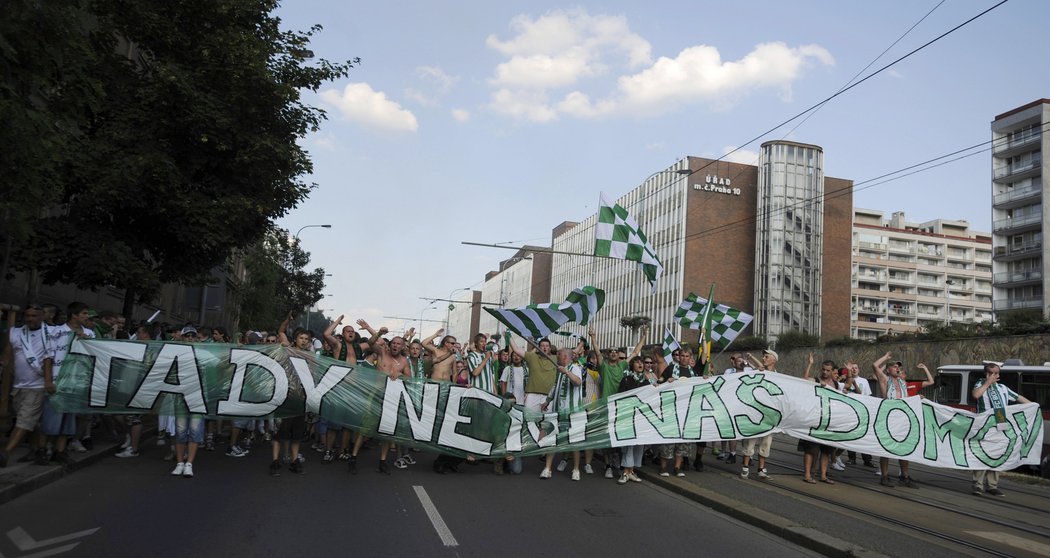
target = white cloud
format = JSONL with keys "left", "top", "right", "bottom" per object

{"left": 451, "top": 108, "right": 471, "bottom": 122}
{"left": 721, "top": 146, "right": 760, "bottom": 165}
{"left": 320, "top": 83, "right": 419, "bottom": 133}
{"left": 485, "top": 8, "right": 833, "bottom": 123}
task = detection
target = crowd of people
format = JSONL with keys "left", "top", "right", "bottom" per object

{"left": 0, "top": 304, "right": 1032, "bottom": 497}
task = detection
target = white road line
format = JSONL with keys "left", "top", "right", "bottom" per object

{"left": 413, "top": 485, "right": 459, "bottom": 547}
{"left": 968, "top": 530, "right": 1050, "bottom": 555}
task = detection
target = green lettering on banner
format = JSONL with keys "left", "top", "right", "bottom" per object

{"left": 681, "top": 379, "right": 736, "bottom": 440}
{"left": 733, "top": 374, "right": 783, "bottom": 437}
{"left": 809, "top": 387, "right": 869, "bottom": 442}
{"left": 874, "top": 399, "right": 920, "bottom": 457}
{"left": 921, "top": 402, "right": 973, "bottom": 466}
{"left": 1012, "top": 409, "right": 1043, "bottom": 459}
{"left": 613, "top": 390, "right": 681, "bottom": 441}
{"left": 968, "top": 414, "right": 1018, "bottom": 468}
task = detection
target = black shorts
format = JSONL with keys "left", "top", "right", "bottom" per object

{"left": 276, "top": 416, "right": 308, "bottom": 441}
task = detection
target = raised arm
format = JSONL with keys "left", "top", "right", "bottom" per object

{"left": 802, "top": 352, "right": 815, "bottom": 380}
{"left": 628, "top": 325, "right": 648, "bottom": 359}
{"left": 277, "top": 312, "right": 292, "bottom": 346}
{"left": 422, "top": 328, "right": 443, "bottom": 354}
{"left": 510, "top": 336, "right": 527, "bottom": 358}
{"left": 588, "top": 328, "right": 602, "bottom": 366}
{"left": 323, "top": 315, "right": 344, "bottom": 354}
{"left": 872, "top": 351, "right": 891, "bottom": 382}
{"left": 916, "top": 363, "right": 935, "bottom": 388}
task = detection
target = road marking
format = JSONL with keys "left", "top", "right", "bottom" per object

{"left": 413, "top": 485, "right": 459, "bottom": 547}
{"left": 968, "top": 531, "right": 1050, "bottom": 555}
{"left": 3, "top": 526, "right": 99, "bottom": 558}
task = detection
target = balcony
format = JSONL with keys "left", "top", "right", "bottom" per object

{"left": 975, "top": 251, "right": 992, "bottom": 263}
{"left": 992, "top": 241, "right": 1043, "bottom": 261}
{"left": 888, "top": 306, "right": 914, "bottom": 316}
{"left": 993, "top": 296, "right": 1043, "bottom": 311}
{"left": 993, "top": 269, "right": 1043, "bottom": 286}
{"left": 993, "top": 157, "right": 1042, "bottom": 183}
{"left": 858, "top": 241, "right": 886, "bottom": 251}
{"left": 886, "top": 273, "right": 913, "bottom": 284}
{"left": 993, "top": 185, "right": 1042, "bottom": 209}
{"left": 993, "top": 131, "right": 1042, "bottom": 157}
{"left": 887, "top": 243, "right": 914, "bottom": 254}
{"left": 993, "top": 213, "right": 1042, "bottom": 233}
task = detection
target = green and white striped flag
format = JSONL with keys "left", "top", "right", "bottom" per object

{"left": 594, "top": 193, "right": 663, "bottom": 291}
{"left": 661, "top": 328, "right": 681, "bottom": 365}
{"left": 674, "top": 293, "right": 753, "bottom": 347}
{"left": 485, "top": 286, "right": 606, "bottom": 339}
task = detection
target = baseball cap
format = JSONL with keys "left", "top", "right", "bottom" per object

{"left": 180, "top": 325, "right": 198, "bottom": 336}
{"left": 893, "top": 360, "right": 904, "bottom": 367}
{"left": 762, "top": 348, "right": 779, "bottom": 361}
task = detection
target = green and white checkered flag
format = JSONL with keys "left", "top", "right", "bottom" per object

{"left": 674, "top": 293, "right": 753, "bottom": 347}
{"left": 485, "top": 286, "right": 606, "bottom": 339}
{"left": 594, "top": 193, "right": 664, "bottom": 291}
{"left": 661, "top": 328, "right": 681, "bottom": 365}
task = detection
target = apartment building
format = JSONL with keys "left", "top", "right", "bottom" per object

{"left": 852, "top": 209, "right": 993, "bottom": 340}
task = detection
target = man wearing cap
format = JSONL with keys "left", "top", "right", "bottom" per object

{"left": 737, "top": 348, "right": 780, "bottom": 480}
{"left": 971, "top": 361, "right": 1030, "bottom": 497}
{"left": 872, "top": 352, "right": 933, "bottom": 488}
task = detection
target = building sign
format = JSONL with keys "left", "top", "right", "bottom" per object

{"left": 693, "top": 174, "right": 741, "bottom": 196}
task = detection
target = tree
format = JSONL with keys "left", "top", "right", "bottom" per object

{"left": 5, "top": 0, "right": 356, "bottom": 317}
{"left": 234, "top": 227, "right": 325, "bottom": 331}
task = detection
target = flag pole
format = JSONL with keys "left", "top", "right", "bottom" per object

{"left": 699, "top": 284, "right": 716, "bottom": 376}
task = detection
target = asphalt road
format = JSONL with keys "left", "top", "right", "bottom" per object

{"left": 0, "top": 442, "right": 822, "bottom": 558}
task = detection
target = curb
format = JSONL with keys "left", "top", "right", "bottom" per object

{"left": 638, "top": 469, "right": 888, "bottom": 558}
{"left": 0, "top": 429, "right": 156, "bottom": 506}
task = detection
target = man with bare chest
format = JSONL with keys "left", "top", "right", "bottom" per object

{"left": 422, "top": 328, "right": 457, "bottom": 382}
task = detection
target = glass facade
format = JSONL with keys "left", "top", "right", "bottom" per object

{"left": 754, "top": 141, "right": 824, "bottom": 341}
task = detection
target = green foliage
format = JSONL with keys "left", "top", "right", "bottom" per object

{"left": 774, "top": 330, "right": 820, "bottom": 350}
{"left": 234, "top": 227, "right": 324, "bottom": 331}
{"left": 729, "top": 335, "right": 768, "bottom": 351}
{"left": 825, "top": 336, "right": 871, "bottom": 348}
{"left": 4, "top": 0, "right": 355, "bottom": 307}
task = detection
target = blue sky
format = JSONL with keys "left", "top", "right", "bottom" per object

{"left": 273, "top": 0, "right": 1049, "bottom": 334}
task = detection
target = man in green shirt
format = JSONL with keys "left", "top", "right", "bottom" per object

{"left": 589, "top": 325, "right": 648, "bottom": 478}
{"left": 512, "top": 337, "right": 558, "bottom": 412}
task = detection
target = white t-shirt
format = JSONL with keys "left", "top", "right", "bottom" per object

{"left": 48, "top": 324, "right": 96, "bottom": 379}
{"left": 499, "top": 365, "right": 527, "bottom": 404}
{"left": 9, "top": 325, "right": 52, "bottom": 389}
{"left": 852, "top": 376, "right": 873, "bottom": 396}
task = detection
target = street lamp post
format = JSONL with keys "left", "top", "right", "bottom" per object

{"left": 445, "top": 287, "right": 471, "bottom": 333}
{"left": 294, "top": 224, "right": 332, "bottom": 241}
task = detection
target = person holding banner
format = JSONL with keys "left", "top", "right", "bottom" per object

{"left": 739, "top": 349, "right": 779, "bottom": 480}
{"left": 422, "top": 328, "right": 457, "bottom": 383}
{"left": 872, "top": 352, "right": 933, "bottom": 488}
{"left": 971, "top": 361, "right": 1030, "bottom": 497}
{"left": 539, "top": 348, "right": 585, "bottom": 480}
{"left": 616, "top": 356, "right": 656, "bottom": 484}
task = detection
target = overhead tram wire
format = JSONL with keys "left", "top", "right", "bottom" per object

{"left": 777, "top": 0, "right": 947, "bottom": 140}
{"left": 618, "top": 0, "right": 1010, "bottom": 214}
{"left": 682, "top": 120, "right": 1050, "bottom": 243}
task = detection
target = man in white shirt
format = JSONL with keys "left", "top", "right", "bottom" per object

{"left": 0, "top": 304, "right": 53, "bottom": 467}
{"left": 40, "top": 302, "right": 97, "bottom": 464}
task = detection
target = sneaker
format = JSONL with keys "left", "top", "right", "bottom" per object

{"left": 726, "top": 454, "right": 737, "bottom": 464}
{"left": 338, "top": 450, "right": 351, "bottom": 461}
{"left": 34, "top": 449, "right": 49, "bottom": 466}
{"left": 712, "top": 447, "right": 721, "bottom": 457}
{"left": 80, "top": 437, "right": 93, "bottom": 450}
{"left": 583, "top": 463, "right": 594, "bottom": 475}
{"left": 899, "top": 476, "right": 918, "bottom": 489}
{"left": 758, "top": 468, "right": 770, "bottom": 480}
{"left": 204, "top": 439, "right": 215, "bottom": 452}
{"left": 51, "top": 451, "right": 73, "bottom": 465}
{"left": 171, "top": 462, "right": 186, "bottom": 476}
{"left": 676, "top": 468, "right": 686, "bottom": 478}
{"left": 263, "top": 432, "right": 272, "bottom": 442}
{"left": 323, "top": 450, "right": 335, "bottom": 464}
{"left": 971, "top": 485, "right": 984, "bottom": 496}
{"left": 539, "top": 468, "right": 552, "bottom": 479}
{"left": 831, "top": 461, "right": 846, "bottom": 472}
{"left": 270, "top": 460, "right": 281, "bottom": 476}
{"left": 987, "top": 488, "right": 1005, "bottom": 497}
{"left": 879, "top": 477, "right": 895, "bottom": 487}
{"left": 571, "top": 469, "right": 581, "bottom": 481}
{"left": 834, "top": 457, "right": 846, "bottom": 469}
{"left": 226, "top": 446, "right": 247, "bottom": 458}
{"left": 659, "top": 470, "right": 670, "bottom": 477}
{"left": 120, "top": 434, "right": 131, "bottom": 449}
{"left": 556, "top": 459, "right": 568, "bottom": 472}
{"left": 114, "top": 447, "right": 139, "bottom": 458}
{"left": 394, "top": 457, "right": 408, "bottom": 469}
{"left": 740, "top": 466, "right": 750, "bottom": 479}
{"left": 377, "top": 460, "right": 391, "bottom": 475}
{"left": 297, "top": 452, "right": 305, "bottom": 463}
{"left": 182, "top": 462, "right": 194, "bottom": 477}
{"left": 403, "top": 454, "right": 417, "bottom": 465}
{"left": 716, "top": 453, "right": 727, "bottom": 461}
{"left": 617, "top": 473, "right": 629, "bottom": 485}
{"left": 69, "top": 439, "right": 88, "bottom": 453}
{"left": 628, "top": 471, "right": 642, "bottom": 483}
{"left": 348, "top": 456, "right": 357, "bottom": 474}
{"left": 156, "top": 434, "right": 167, "bottom": 446}
{"left": 290, "top": 460, "right": 304, "bottom": 474}
{"left": 604, "top": 466, "right": 614, "bottom": 479}
{"left": 693, "top": 459, "right": 704, "bottom": 472}
{"left": 312, "top": 441, "right": 326, "bottom": 453}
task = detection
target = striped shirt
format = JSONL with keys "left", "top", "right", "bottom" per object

{"left": 467, "top": 351, "right": 496, "bottom": 393}
{"left": 547, "top": 363, "right": 584, "bottom": 412}
{"left": 973, "top": 379, "right": 1019, "bottom": 413}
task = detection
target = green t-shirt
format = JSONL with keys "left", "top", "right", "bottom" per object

{"left": 523, "top": 351, "right": 557, "bottom": 395}
{"left": 600, "top": 361, "right": 628, "bottom": 401}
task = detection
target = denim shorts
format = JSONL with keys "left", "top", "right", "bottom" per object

{"left": 39, "top": 396, "right": 77, "bottom": 436}
{"left": 174, "top": 415, "right": 206, "bottom": 444}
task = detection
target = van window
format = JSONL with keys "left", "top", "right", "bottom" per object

{"left": 1020, "top": 373, "right": 1050, "bottom": 408}
{"left": 935, "top": 373, "right": 963, "bottom": 405}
